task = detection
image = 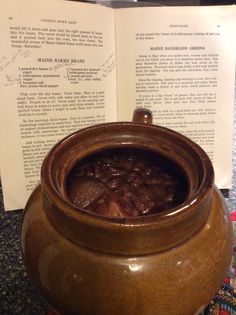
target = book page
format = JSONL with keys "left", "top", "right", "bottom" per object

{"left": 116, "top": 6, "right": 236, "bottom": 189}
{"left": 0, "top": 0, "right": 116, "bottom": 210}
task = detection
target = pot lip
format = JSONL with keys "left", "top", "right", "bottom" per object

{"left": 41, "top": 121, "right": 214, "bottom": 228}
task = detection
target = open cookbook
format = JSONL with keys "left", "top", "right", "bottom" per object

{"left": 0, "top": 0, "right": 235, "bottom": 210}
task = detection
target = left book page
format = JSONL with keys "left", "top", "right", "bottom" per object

{"left": 0, "top": 0, "right": 116, "bottom": 210}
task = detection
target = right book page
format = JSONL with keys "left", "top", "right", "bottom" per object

{"left": 115, "top": 5, "right": 236, "bottom": 189}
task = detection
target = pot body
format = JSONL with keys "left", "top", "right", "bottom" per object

{"left": 21, "top": 113, "right": 233, "bottom": 315}
{"left": 22, "top": 185, "right": 232, "bottom": 315}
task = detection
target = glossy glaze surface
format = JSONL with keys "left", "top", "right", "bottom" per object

{"left": 22, "top": 185, "right": 232, "bottom": 315}
{"left": 21, "top": 109, "right": 233, "bottom": 315}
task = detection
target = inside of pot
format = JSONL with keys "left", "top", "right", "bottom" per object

{"left": 65, "top": 147, "right": 189, "bottom": 218}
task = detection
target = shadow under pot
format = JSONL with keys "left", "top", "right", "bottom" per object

{"left": 21, "top": 108, "right": 233, "bottom": 315}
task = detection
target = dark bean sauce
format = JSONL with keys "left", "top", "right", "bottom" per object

{"left": 66, "top": 148, "right": 188, "bottom": 218}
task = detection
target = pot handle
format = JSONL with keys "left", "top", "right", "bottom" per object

{"left": 132, "top": 107, "right": 153, "bottom": 125}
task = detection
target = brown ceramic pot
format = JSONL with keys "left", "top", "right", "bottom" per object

{"left": 21, "top": 108, "right": 233, "bottom": 315}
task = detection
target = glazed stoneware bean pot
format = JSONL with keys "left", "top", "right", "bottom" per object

{"left": 21, "top": 108, "right": 233, "bottom": 315}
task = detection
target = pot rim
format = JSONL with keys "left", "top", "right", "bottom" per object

{"left": 40, "top": 121, "right": 215, "bottom": 254}
{"left": 41, "top": 121, "right": 214, "bottom": 228}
